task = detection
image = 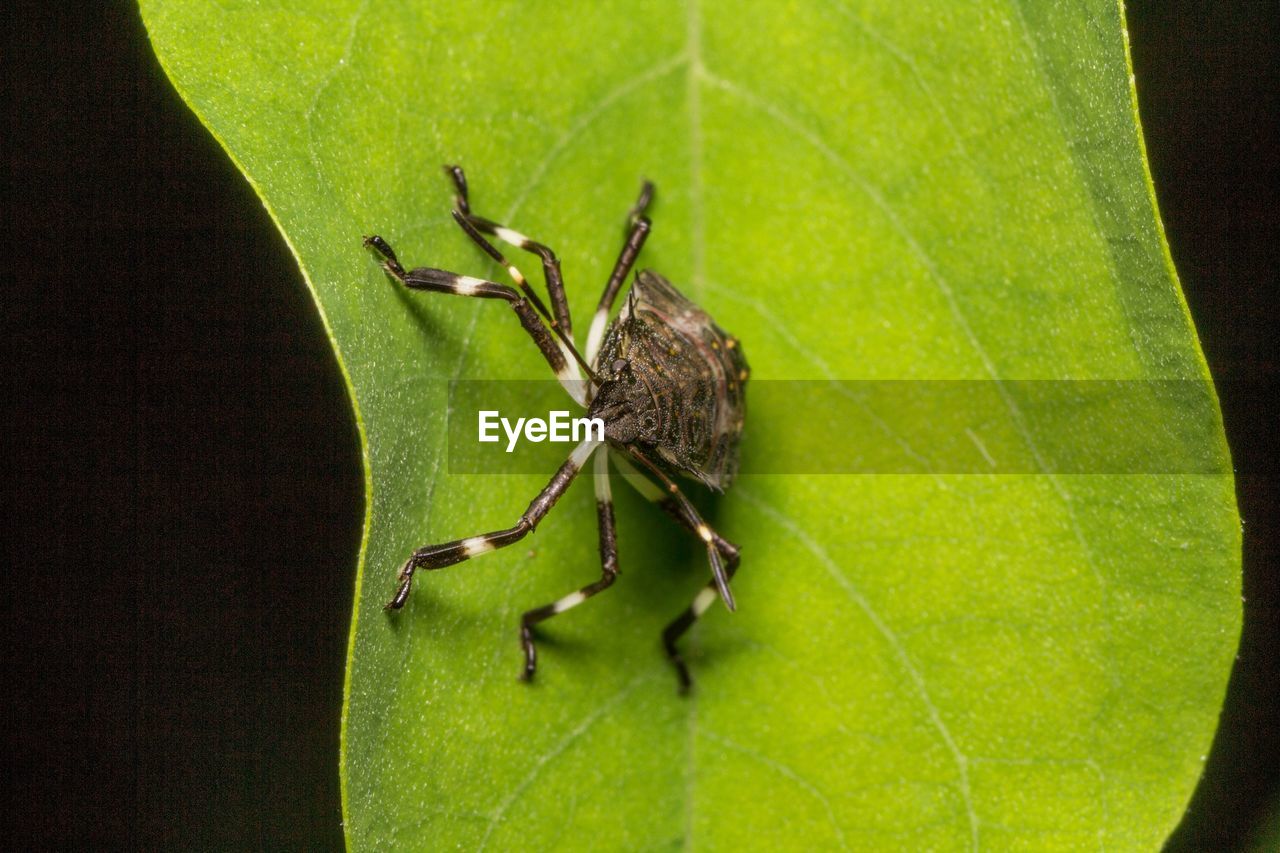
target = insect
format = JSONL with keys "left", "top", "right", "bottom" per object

{"left": 364, "top": 165, "right": 748, "bottom": 692}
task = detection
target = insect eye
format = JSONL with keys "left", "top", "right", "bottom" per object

{"left": 611, "top": 358, "right": 629, "bottom": 376}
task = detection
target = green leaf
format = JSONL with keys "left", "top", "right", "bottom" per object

{"left": 142, "top": 0, "right": 1240, "bottom": 848}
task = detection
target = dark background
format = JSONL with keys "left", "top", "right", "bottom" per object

{"left": 3, "top": 2, "right": 1276, "bottom": 849}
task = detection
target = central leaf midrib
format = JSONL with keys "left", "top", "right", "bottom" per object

{"left": 681, "top": 2, "right": 703, "bottom": 844}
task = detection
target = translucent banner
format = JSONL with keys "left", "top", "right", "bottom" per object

{"left": 443, "top": 380, "right": 1233, "bottom": 475}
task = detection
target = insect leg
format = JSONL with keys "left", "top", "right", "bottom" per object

{"left": 517, "top": 447, "right": 619, "bottom": 681}
{"left": 611, "top": 455, "right": 740, "bottom": 562}
{"left": 448, "top": 211, "right": 595, "bottom": 383}
{"left": 624, "top": 450, "right": 738, "bottom": 619}
{"left": 612, "top": 454, "right": 740, "bottom": 693}
{"left": 585, "top": 180, "right": 655, "bottom": 364}
{"left": 383, "top": 439, "right": 599, "bottom": 610}
{"left": 445, "top": 165, "right": 574, "bottom": 339}
{"left": 661, "top": 558, "right": 741, "bottom": 694}
{"left": 364, "top": 234, "right": 588, "bottom": 406}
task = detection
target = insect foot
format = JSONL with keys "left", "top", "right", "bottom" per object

{"left": 383, "top": 559, "right": 415, "bottom": 611}
{"left": 519, "top": 623, "right": 538, "bottom": 682}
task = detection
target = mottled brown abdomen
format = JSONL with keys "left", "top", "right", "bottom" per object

{"left": 590, "top": 271, "right": 748, "bottom": 490}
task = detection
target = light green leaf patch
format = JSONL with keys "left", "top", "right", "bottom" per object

{"left": 142, "top": 0, "right": 1240, "bottom": 848}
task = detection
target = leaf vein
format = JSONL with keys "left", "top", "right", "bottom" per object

{"left": 735, "top": 486, "right": 980, "bottom": 849}
{"left": 824, "top": 0, "right": 976, "bottom": 169}
{"left": 477, "top": 674, "right": 650, "bottom": 850}
{"left": 701, "top": 730, "right": 849, "bottom": 851}
{"left": 503, "top": 53, "right": 690, "bottom": 226}
{"left": 304, "top": 0, "right": 370, "bottom": 202}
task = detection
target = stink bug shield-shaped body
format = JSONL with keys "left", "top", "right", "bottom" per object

{"left": 364, "top": 166, "right": 748, "bottom": 692}
{"left": 590, "top": 271, "right": 748, "bottom": 491}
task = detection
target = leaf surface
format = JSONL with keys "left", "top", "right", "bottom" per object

{"left": 142, "top": 0, "right": 1240, "bottom": 847}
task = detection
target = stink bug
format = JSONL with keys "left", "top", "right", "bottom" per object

{"left": 365, "top": 166, "right": 748, "bottom": 691}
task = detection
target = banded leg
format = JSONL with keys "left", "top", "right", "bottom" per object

{"left": 585, "top": 180, "right": 655, "bottom": 364}
{"left": 446, "top": 165, "right": 574, "bottom": 339}
{"left": 612, "top": 455, "right": 740, "bottom": 563}
{"left": 518, "top": 447, "right": 619, "bottom": 681}
{"left": 364, "top": 234, "right": 587, "bottom": 406}
{"left": 626, "top": 449, "right": 737, "bottom": 610}
{"left": 384, "top": 438, "right": 600, "bottom": 610}
{"left": 663, "top": 555, "right": 741, "bottom": 693}
{"left": 612, "top": 454, "right": 741, "bottom": 693}
{"left": 448, "top": 211, "right": 594, "bottom": 385}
